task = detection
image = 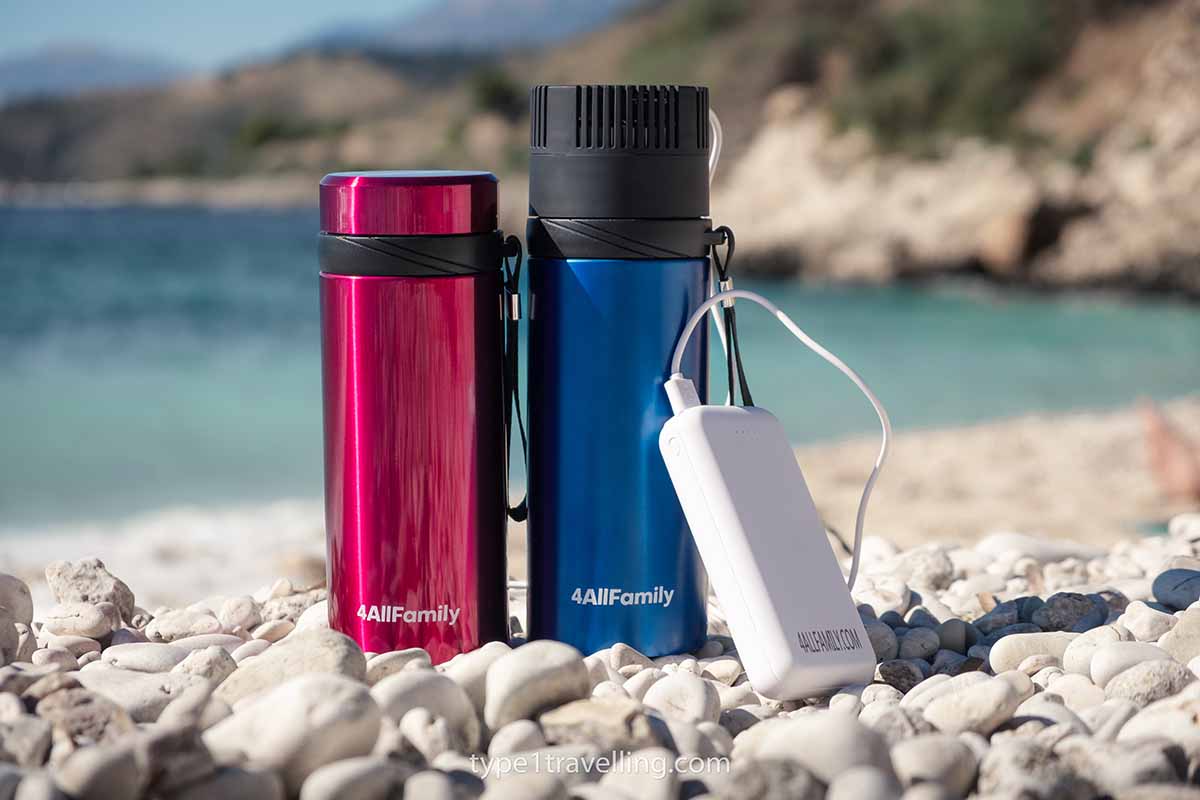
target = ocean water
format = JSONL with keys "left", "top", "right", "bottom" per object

{"left": 2, "top": 206, "right": 1198, "bottom": 530}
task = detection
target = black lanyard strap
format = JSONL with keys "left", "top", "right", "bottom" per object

{"left": 711, "top": 226, "right": 754, "bottom": 407}
{"left": 502, "top": 235, "right": 528, "bottom": 523}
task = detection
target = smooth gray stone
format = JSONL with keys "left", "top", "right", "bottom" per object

{"left": 53, "top": 742, "right": 144, "bottom": 800}
{"left": 166, "top": 766, "right": 285, "bottom": 800}
{"left": 1153, "top": 569, "right": 1200, "bottom": 610}
{"left": 74, "top": 666, "right": 209, "bottom": 723}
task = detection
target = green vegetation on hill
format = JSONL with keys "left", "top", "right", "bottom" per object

{"left": 236, "top": 115, "right": 349, "bottom": 150}
{"left": 830, "top": 0, "right": 1096, "bottom": 153}
{"left": 622, "top": 0, "right": 748, "bottom": 82}
{"left": 468, "top": 66, "right": 526, "bottom": 121}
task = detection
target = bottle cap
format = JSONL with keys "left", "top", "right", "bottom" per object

{"left": 320, "top": 171, "right": 498, "bottom": 236}
{"left": 528, "top": 85, "right": 711, "bottom": 220}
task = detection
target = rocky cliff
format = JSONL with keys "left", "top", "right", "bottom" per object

{"left": 715, "top": 0, "right": 1200, "bottom": 296}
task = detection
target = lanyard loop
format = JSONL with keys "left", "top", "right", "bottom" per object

{"left": 709, "top": 226, "right": 754, "bottom": 407}
{"left": 502, "top": 235, "right": 528, "bottom": 523}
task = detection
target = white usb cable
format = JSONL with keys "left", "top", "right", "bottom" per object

{"left": 665, "top": 289, "right": 892, "bottom": 591}
{"left": 706, "top": 110, "right": 734, "bottom": 404}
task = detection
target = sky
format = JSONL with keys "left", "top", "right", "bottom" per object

{"left": 0, "top": 0, "right": 437, "bottom": 69}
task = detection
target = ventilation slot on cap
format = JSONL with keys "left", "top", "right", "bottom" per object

{"left": 531, "top": 85, "right": 549, "bottom": 149}
{"left": 551, "top": 84, "right": 699, "bottom": 152}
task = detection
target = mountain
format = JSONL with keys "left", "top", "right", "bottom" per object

{"left": 303, "top": 0, "right": 645, "bottom": 53}
{"left": 0, "top": 44, "right": 184, "bottom": 104}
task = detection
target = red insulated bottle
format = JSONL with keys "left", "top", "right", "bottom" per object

{"left": 319, "top": 171, "right": 510, "bottom": 663}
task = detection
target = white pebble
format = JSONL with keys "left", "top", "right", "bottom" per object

{"left": 100, "top": 642, "right": 189, "bottom": 673}
{"left": 488, "top": 718, "right": 546, "bottom": 757}
{"left": 145, "top": 609, "right": 222, "bottom": 643}
{"left": 75, "top": 665, "right": 211, "bottom": 722}
{"left": 1047, "top": 673, "right": 1106, "bottom": 713}
{"left": 296, "top": 600, "right": 329, "bottom": 631}
{"left": 753, "top": 713, "right": 894, "bottom": 784}
{"left": 218, "top": 596, "right": 262, "bottom": 633}
{"left": 173, "top": 645, "right": 239, "bottom": 685}
{"left": 251, "top": 620, "right": 295, "bottom": 643}
{"left": 232, "top": 639, "right": 271, "bottom": 663}
{"left": 483, "top": 641, "right": 590, "bottom": 730}
{"left": 923, "top": 678, "right": 1020, "bottom": 735}
{"left": 1090, "top": 641, "right": 1173, "bottom": 689}
{"left": 440, "top": 640, "right": 511, "bottom": 714}
{"left": 366, "top": 648, "right": 431, "bottom": 685}
{"left": 204, "top": 673, "right": 381, "bottom": 795}
{"left": 1062, "top": 625, "right": 1130, "bottom": 675}
{"left": 215, "top": 629, "right": 366, "bottom": 705}
{"left": 641, "top": 672, "right": 720, "bottom": 724}
{"left": 623, "top": 668, "right": 665, "bottom": 702}
{"left": 370, "top": 670, "right": 479, "bottom": 751}
{"left": 890, "top": 733, "right": 977, "bottom": 796}
{"left": 1119, "top": 601, "right": 1177, "bottom": 642}
{"left": 989, "top": 632, "right": 1080, "bottom": 674}
{"left": 31, "top": 647, "right": 79, "bottom": 671}
{"left": 41, "top": 603, "right": 116, "bottom": 639}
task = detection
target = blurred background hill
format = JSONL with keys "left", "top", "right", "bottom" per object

{"left": 2, "top": 0, "right": 1198, "bottom": 294}
{"left": 0, "top": 44, "right": 184, "bottom": 102}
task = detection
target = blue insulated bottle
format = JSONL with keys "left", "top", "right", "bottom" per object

{"left": 526, "top": 85, "right": 713, "bottom": 656}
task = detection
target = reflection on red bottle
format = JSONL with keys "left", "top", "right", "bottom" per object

{"left": 321, "top": 273, "right": 507, "bottom": 662}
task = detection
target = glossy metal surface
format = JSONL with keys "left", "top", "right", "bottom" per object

{"left": 527, "top": 257, "right": 709, "bottom": 656}
{"left": 319, "top": 171, "right": 498, "bottom": 236}
{"left": 321, "top": 272, "right": 507, "bottom": 663}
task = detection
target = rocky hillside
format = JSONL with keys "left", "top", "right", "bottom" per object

{"left": 1, "top": 0, "right": 1196, "bottom": 296}
{"left": 0, "top": 51, "right": 487, "bottom": 181}
{"left": 716, "top": 0, "right": 1200, "bottom": 296}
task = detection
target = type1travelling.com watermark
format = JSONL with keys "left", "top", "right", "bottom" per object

{"left": 470, "top": 750, "right": 731, "bottom": 780}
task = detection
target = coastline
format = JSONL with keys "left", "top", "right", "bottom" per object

{"left": 0, "top": 176, "right": 317, "bottom": 210}
{"left": 3, "top": 397, "right": 1195, "bottom": 610}
{"left": 6, "top": 179, "right": 1198, "bottom": 300}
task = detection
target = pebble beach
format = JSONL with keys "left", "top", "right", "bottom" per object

{"left": 0, "top": 400, "right": 1194, "bottom": 798}
{"left": 1, "top": 514, "right": 1200, "bottom": 798}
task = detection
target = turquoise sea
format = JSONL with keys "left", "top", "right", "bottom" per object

{"left": 1, "top": 206, "right": 1198, "bottom": 529}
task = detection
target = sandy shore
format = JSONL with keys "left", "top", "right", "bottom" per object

{"left": 799, "top": 396, "right": 1200, "bottom": 553}
{"left": 2, "top": 398, "right": 1196, "bottom": 609}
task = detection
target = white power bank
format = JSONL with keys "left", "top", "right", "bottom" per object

{"left": 660, "top": 398, "right": 875, "bottom": 699}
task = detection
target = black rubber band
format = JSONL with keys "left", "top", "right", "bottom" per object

{"left": 318, "top": 232, "right": 504, "bottom": 277}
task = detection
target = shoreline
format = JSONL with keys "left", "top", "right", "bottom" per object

{"left": 799, "top": 397, "right": 1200, "bottom": 553}
{"left": 2, "top": 398, "right": 1195, "bottom": 610}
{"left": 4, "top": 181, "right": 1199, "bottom": 301}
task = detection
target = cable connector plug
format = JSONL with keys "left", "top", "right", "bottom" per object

{"left": 665, "top": 373, "right": 702, "bottom": 415}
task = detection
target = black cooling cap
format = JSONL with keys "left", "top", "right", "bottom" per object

{"left": 528, "top": 84, "right": 711, "bottom": 221}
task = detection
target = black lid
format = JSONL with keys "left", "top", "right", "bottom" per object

{"left": 528, "top": 84, "right": 711, "bottom": 220}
